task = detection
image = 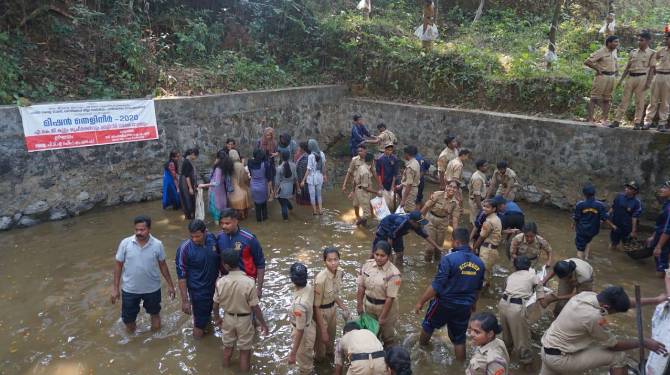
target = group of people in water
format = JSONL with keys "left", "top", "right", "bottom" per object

{"left": 131, "top": 115, "right": 670, "bottom": 374}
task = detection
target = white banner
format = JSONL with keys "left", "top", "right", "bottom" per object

{"left": 19, "top": 99, "right": 158, "bottom": 152}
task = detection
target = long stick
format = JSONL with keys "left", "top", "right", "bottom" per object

{"left": 635, "top": 285, "right": 646, "bottom": 375}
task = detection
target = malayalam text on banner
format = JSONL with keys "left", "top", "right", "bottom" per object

{"left": 19, "top": 99, "right": 159, "bottom": 152}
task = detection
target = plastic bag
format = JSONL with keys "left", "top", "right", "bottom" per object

{"left": 357, "top": 313, "right": 380, "bottom": 335}
{"left": 195, "top": 188, "right": 205, "bottom": 221}
{"left": 414, "top": 24, "right": 439, "bottom": 41}
{"left": 646, "top": 302, "right": 670, "bottom": 374}
{"left": 371, "top": 196, "right": 391, "bottom": 220}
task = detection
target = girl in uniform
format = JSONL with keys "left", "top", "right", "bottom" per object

{"left": 313, "top": 247, "right": 349, "bottom": 360}
{"left": 466, "top": 312, "right": 509, "bottom": 375}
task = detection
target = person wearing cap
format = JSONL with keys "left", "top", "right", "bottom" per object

{"left": 212, "top": 248, "right": 269, "bottom": 372}
{"left": 608, "top": 181, "right": 642, "bottom": 250}
{"left": 399, "top": 145, "right": 422, "bottom": 212}
{"left": 352, "top": 153, "right": 378, "bottom": 227}
{"left": 343, "top": 145, "right": 369, "bottom": 222}
{"left": 468, "top": 159, "right": 488, "bottom": 225}
{"left": 357, "top": 240, "right": 402, "bottom": 347}
{"left": 414, "top": 151, "right": 431, "bottom": 209}
{"left": 350, "top": 114, "right": 372, "bottom": 157}
{"left": 376, "top": 142, "right": 400, "bottom": 211}
{"left": 510, "top": 222, "right": 553, "bottom": 267}
{"left": 486, "top": 161, "right": 519, "bottom": 201}
{"left": 541, "top": 257, "right": 593, "bottom": 316}
{"left": 414, "top": 228, "right": 485, "bottom": 361}
{"left": 372, "top": 211, "right": 443, "bottom": 264}
{"left": 539, "top": 286, "right": 667, "bottom": 375}
{"left": 471, "top": 199, "right": 502, "bottom": 288}
{"left": 642, "top": 29, "right": 670, "bottom": 131}
{"left": 650, "top": 180, "right": 670, "bottom": 277}
{"left": 611, "top": 31, "right": 655, "bottom": 129}
{"left": 573, "top": 184, "right": 615, "bottom": 260}
{"left": 498, "top": 255, "right": 545, "bottom": 366}
{"left": 288, "top": 262, "right": 316, "bottom": 374}
{"left": 333, "top": 321, "right": 387, "bottom": 375}
{"left": 584, "top": 35, "right": 620, "bottom": 126}
{"left": 314, "top": 248, "right": 349, "bottom": 362}
{"left": 420, "top": 180, "right": 462, "bottom": 262}
{"left": 437, "top": 136, "right": 459, "bottom": 188}
{"left": 361, "top": 122, "right": 398, "bottom": 157}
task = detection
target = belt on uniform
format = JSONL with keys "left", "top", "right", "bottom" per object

{"left": 350, "top": 350, "right": 385, "bottom": 361}
{"left": 656, "top": 71, "right": 670, "bottom": 75}
{"left": 629, "top": 72, "right": 647, "bottom": 76}
{"left": 366, "top": 295, "right": 386, "bottom": 305}
{"left": 600, "top": 71, "right": 616, "bottom": 76}
{"left": 543, "top": 347, "right": 563, "bottom": 356}
{"left": 430, "top": 211, "right": 447, "bottom": 219}
{"left": 225, "top": 312, "right": 251, "bottom": 317}
{"left": 319, "top": 301, "right": 335, "bottom": 309}
{"left": 482, "top": 242, "right": 499, "bottom": 249}
{"left": 501, "top": 294, "right": 524, "bottom": 305}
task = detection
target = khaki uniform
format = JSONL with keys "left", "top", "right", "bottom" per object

{"left": 445, "top": 157, "right": 464, "bottom": 184}
{"left": 586, "top": 46, "right": 618, "bottom": 100}
{"left": 354, "top": 164, "right": 374, "bottom": 220}
{"left": 376, "top": 130, "right": 397, "bottom": 154}
{"left": 615, "top": 47, "right": 655, "bottom": 124}
{"left": 645, "top": 47, "right": 670, "bottom": 126}
{"left": 348, "top": 156, "right": 366, "bottom": 207}
{"left": 479, "top": 213, "right": 502, "bottom": 286}
{"left": 213, "top": 270, "right": 260, "bottom": 350}
{"left": 489, "top": 169, "right": 519, "bottom": 201}
{"left": 466, "top": 338, "right": 510, "bottom": 375}
{"left": 400, "top": 158, "right": 421, "bottom": 212}
{"left": 540, "top": 292, "right": 627, "bottom": 374}
{"left": 314, "top": 268, "right": 343, "bottom": 359}
{"left": 468, "top": 170, "right": 487, "bottom": 225}
{"left": 437, "top": 147, "right": 458, "bottom": 174}
{"left": 292, "top": 284, "right": 316, "bottom": 374}
{"left": 334, "top": 329, "right": 387, "bottom": 375}
{"left": 498, "top": 270, "right": 543, "bottom": 364}
{"left": 553, "top": 257, "right": 594, "bottom": 316}
{"left": 510, "top": 233, "right": 552, "bottom": 267}
{"left": 423, "top": 191, "right": 462, "bottom": 260}
{"left": 357, "top": 259, "right": 401, "bottom": 346}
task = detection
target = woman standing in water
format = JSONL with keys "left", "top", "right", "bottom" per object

{"left": 179, "top": 148, "right": 199, "bottom": 219}
{"left": 275, "top": 150, "right": 297, "bottom": 220}
{"left": 295, "top": 141, "right": 311, "bottom": 206}
{"left": 162, "top": 150, "right": 181, "bottom": 210}
{"left": 227, "top": 150, "right": 251, "bottom": 220}
{"left": 198, "top": 150, "right": 233, "bottom": 223}
{"left": 248, "top": 149, "right": 270, "bottom": 222}
{"left": 301, "top": 139, "right": 327, "bottom": 215}
{"left": 313, "top": 247, "right": 349, "bottom": 361}
{"left": 258, "top": 127, "right": 278, "bottom": 198}
{"left": 278, "top": 133, "right": 298, "bottom": 160}
{"left": 465, "top": 312, "right": 509, "bottom": 375}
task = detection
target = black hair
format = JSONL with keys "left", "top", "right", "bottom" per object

{"left": 166, "top": 151, "right": 180, "bottom": 171}
{"left": 475, "top": 159, "right": 488, "bottom": 169}
{"left": 482, "top": 199, "right": 497, "bottom": 212}
{"left": 470, "top": 311, "right": 502, "bottom": 335}
{"left": 188, "top": 219, "right": 207, "bottom": 233}
{"left": 220, "top": 208, "right": 238, "bottom": 220}
{"left": 377, "top": 123, "right": 387, "bottom": 130}
{"left": 554, "top": 260, "right": 577, "bottom": 278}
{"left": 353, "top": 114, "right": 362, "bottom": 121}
{"left": 281, "top": 150, "right": 292, "bottom": 178}
{"left": 364, "top": 153, "right": 374, "bottom": 163}
{"left": 290, "top": 262, "right": 308, "bottom": 287}
{"left": 279, "top": 133, "right": 291, "bottom": 147}
{"left": 184, "top": 148, "right": 199, "bottom": 157}
{"left": 343, "top": 321, "right": 360, "bottom": 334}
{"left": 357, "top": 144, "right": 367, "bottom": 150}
{"left": 639, "top": 30, "right": 652, "bottom": 41}
{"left": 522, "top": 222, "right": 538, "bottom": 235}
{"left": 496, "top": 160, "right": 508, "bottom": 169}
{"left": 299, "top": 141, "right": 310, "bottom": 153}
{"left": 458, "top": 148, "right": 470, "bottom": 157}
{"left": 213, "top": 151, "right": 233, "bottom": 176}
{"left": 134, "top": 215, "right": 151, "bottom": 228}
{"left": 248, "top": 148, "right": 265, "bottom": 170}
{"left": 605, "top": 35, "right": 619, "bottom": 45}
{"left": 226, "top": 138, "right": 236, "bottom": 145}
{"left": 452, "top": 227, "right": 470, "bottom": 244}
{"left": 374, "top": 240, "right": 392, "bottom": 256}
{"left": 322, "top": 247, "right": 341, "bottom": 261}
{"left": 169, "top": 150, "right": 180, "bottom": 159}
{"left": 385, "top": 346, "right": 412, "bottom": 375}
{"left": 403, "top": 145, "right": 418, "bottom": 157}
{"left": 598, "top": 286, "right": 631, "bottom": 313}
{"left": 513, "top": 255, "right": 531, "bottom": 271}
{"left": 221, "top": 248, "right": 241, "bottom": 268}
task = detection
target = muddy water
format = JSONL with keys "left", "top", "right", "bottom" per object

{"left": 0, "top": 187, "right": 666, "bottom": 375}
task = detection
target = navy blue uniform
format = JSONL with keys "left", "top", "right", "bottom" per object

{"left": 573, "top": 198, "right": 608, "bottom": 251}
{"left": 422, "top": 245, "right": 485, "bottom": 344}
{"left": 376, "top": 154, "right": 400, "bottom": 191}
{"left": 500, "top": 201, "right": 525, "bottom": 230}
{"left": 175, "top": 233, "right": 220, "bottom": 329}
{"left": 415, "top": 153, "right": 431, "bottom": 204}
{"left": 609, "top": 193, "right": 642, "bottom": 245}
{"left": 217, "top": 228, "right": 265, "bottom": 279}
{"left": 373, "top": 214, "right": 428, "bottom": 254}
{"left": 653, "top": 200, "right": 670, "bottom": 272}
{"left": 350, "top": 123, "right": 371, "bottom": 156}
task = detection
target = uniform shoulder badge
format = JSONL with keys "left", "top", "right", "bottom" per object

{"left": 235, "top": 241, "right": 242, "bottom": 251}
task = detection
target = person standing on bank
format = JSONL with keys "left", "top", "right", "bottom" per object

{"left": 357, "top": 240, "right": 402, "bottom": 347}
{"left": 333, "top": 321, "right": 387, "bottom": 375}
{"left": 542, "top": 257, "right": 594, "bottom": 316}
{"left": 608, "top": 181, "right": 642, "bottom": 251}
{"left": 288, "top": 262, "right": 316, "bottom": 374}
{"left": 372, "top": 211, "right": 443, "bottom": 264}
{"left": 314, "top": 247, "right": 349, "bottom": 362}
{"left": 486, "top": 161, "right": 519, "bottom": 201}
{"left": 350, "top": 114, "right": 372, "bottom": 157}
{"left": 573, "top": 183, "right": 615, "bottom": 260}
{"left": 650, "top": 180, "right": 670, "bottom": 277}
{"left": 420, "top": 180, "right": 462, "bottom": 262}
{"left": 248, "top": 149, "right": 271, "bottom": 222}
{"left": 414, "top": 228, "right": 485, "bottom": 361}
{"left": 275, "top": 150, "right": 297, "bottom": 221}
{"left": 175, "top": 219, "right": 220, "bottom": 338}
{"left": 611, "top": 31, "right": 655, "bottom": 129}
{"left": 179, "top": 148, "right": 199, "bottom": 220}
{"left": 584, "top": 35, "right": 620, "bottom": 126}
{"left": 212, "top": 248, "right": 269, "bottom": 372}
{"left": 437, "top": 136, "right": 459, "bottom": 188}
{"left": 643, "top": 29, "right": 670, "bottom": 131}
{"left": 510, "top": 222, "right": 553, "bottom": 267}
{"left": 162, "top": 151, "right": 181, "bottom": 210}
{"left": 112, "top": 215, "right": 176, "bottom": 333}
{"left": 301, "top": 139, "right": 327, "bottom": 216}
{"left": 352, "top": 153, "right": 377, "bottom": 227}
{"left": 468, "top": 159, "right": 488, "bottom": 225}
{"left": 466, "top": 312, "right": 510, "bottom": 375}
{"left": 343, "top": 145, "right": 369, "bottom": 222}
{"left": 376, "top": 143, "right": 400, "bottom": 211}
{"left": 472, "top": 199, "right": 502, "bottom": 288}
{"left": 398, "top": 145, "right": 421, "bottom": 212}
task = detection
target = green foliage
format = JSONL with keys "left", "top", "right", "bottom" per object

{"left": 0, "top": 32, "right": 25, "bottom": 103}
{"left": 175, "top": 17, "right": 225, "bottom": 61}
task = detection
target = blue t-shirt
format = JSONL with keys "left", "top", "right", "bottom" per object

{"left": 610, "top": 193, "right": 642, "bottom": 229}
{"left": 503, "top": 201, "right": 523, "bottom": 214}
{"left": 653, "top": 200, "right": 670, "bottom": 247}
{"left": 432, "top": 245, "right": 485, "bottom": 305}
{"left": 175, "top": 233, "right": 220, "bottom": 297}
{"left": 217, "top": 227, "right": 265, "bottom": 279}
{"left": 375, "top": 154, "right": 400, "bottom": 190}
{"left": 376, "top": 214, "right": 428, "bottom": 240}
{"left": 573, "top": 198, "right": 609, "bottom": 237}
{"left": 350, "top": 123, "right": 371, "bottom": 154}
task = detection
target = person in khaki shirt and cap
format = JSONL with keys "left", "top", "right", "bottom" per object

{"left": 468, "top": 159, "right": 488, "bottom": 225}
{"left": 352, "top": 153, "right": 378, "bottom": 226}
{"left": 541, "top": 257, "right": 593, "bottom": 316}
{"left": 611, "top": 31, "right": 655, "bottom": 129}
{"left": 356, "top": 241, "right": 401, "bottom": 347}
{"left": 510, "top": 222, "right": 553, "bottom": 268}
{"left": 585, "top": 35, "right": 620, "bottom": 126}
{"left": 314, "top": 247, "right": 349, "bottom": 361}
{"left": 420, "top": 180, "right": 462, "bottom": 262}
{"left": 399, "top": 145, "right": 421, "bottom": 212}
{"left": 361, "top": 123, "right": 398, "bottom": 157}
{"left": 212, "top": 249, "right": 269, "bottom": 372}
{"left": 472, "top": 199, "right": 502, "bottom": 288}
{"left": 287, "top": 263, "right": 316, "bottom": 374}
{"left": 486, "top": 161, "right": 519, "bottom": 201}
{"left": 343, "top": 145, "right": 369, "bottom": 222}
{"left": 334, "top": 321, "right": 387, "bottom": 375}
{"left": 466, "top": 312, "right": 510, "bottom": 375}
{"left": 540, "top": 287, "right": 667, "bottom": 375}
{"left": 437, "top": 135, "right": 459, "bottom": 188}
{"left": 643, "top": 29, "right": 670, "bottom": 131}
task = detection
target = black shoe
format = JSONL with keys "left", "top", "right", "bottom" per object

{"left": 608, "top": 121, "right": 620, "bottom": 128}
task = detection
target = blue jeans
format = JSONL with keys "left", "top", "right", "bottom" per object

{"left": 278, "top": 198, "right": 293, "bottom": 219}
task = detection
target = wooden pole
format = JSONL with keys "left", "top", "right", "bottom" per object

{"left": 635, "top": 285, "right": 646, "bottom": 375}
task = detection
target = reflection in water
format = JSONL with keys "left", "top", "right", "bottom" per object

{"left": 0, "top": 188, "right": 665, "bottom": 374}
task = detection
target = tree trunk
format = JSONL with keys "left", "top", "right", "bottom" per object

{"left": 547, "top": 0, "right": 563, "bottom": 69}
{"left": 473, "top": 0, "right": 485, "bottom": 22}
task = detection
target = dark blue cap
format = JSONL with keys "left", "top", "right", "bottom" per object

{"left": 492, "top": 195, "right": 507, "bottom": 206}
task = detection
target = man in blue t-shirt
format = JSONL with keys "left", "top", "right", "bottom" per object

{"left": 373, "top": 210, "right": 443, "bottom": 263}
{"left": 652, "top": 180, "right": 670, "bottom": 277}
{"left": 573, "top": 184, "right": 615, "bottom": 260}
{"left": 608, "top": 181, "right": 642, "bottom": 250}
{"left": 350, "top": 114, "right": 371, "bottom": 156}
{"left": 414, "top": 228, "right": 485, "bottom": 361}
{"left": 493, "top": 195, "right": 525, "bottom": 231}
{"left": 175, "top": 219, "right": 220, "bottom": 338}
